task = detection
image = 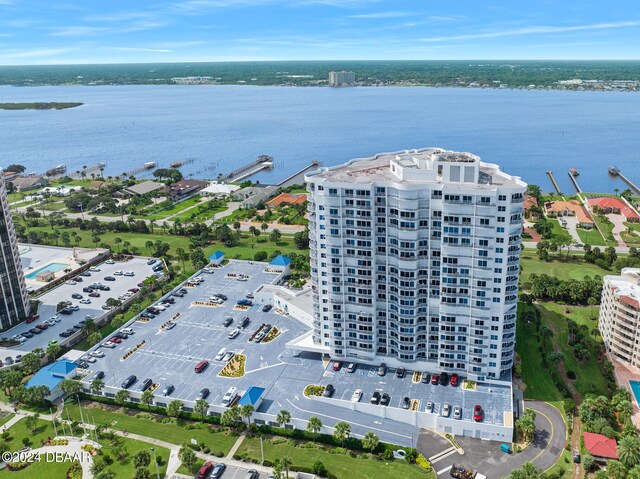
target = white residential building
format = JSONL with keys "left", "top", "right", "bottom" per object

{"left": 599, "top": 268, "right": 640, "bottom": 367}
{"left": 0, "top": 170, "right": 30, "bottom": 329}
{"left": 328, "top": 71, "right": 355, "bottom": 87}
{"left": 305, "top": 148, "right": 526, "bottom": 381}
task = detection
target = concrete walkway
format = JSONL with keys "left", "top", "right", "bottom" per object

{"left": 226, "top": 432, "right": 247, "bottom": 459}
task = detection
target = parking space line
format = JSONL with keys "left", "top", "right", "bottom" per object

{"left": 436, "top": 465, "right": 453, "bottom": 476}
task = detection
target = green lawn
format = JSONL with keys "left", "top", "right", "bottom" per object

{"left": 237, "top": 436, "right": 434, "bottom": 479}
{"left": 516, "top": 304, "right": 564, "bottom": 403}
{"left": 142, "top": 196, "right": 203, "bottom": 220}
{"left": 520, "top": 255, "right": 608, "bottom": 286}
{"left": 173, "top": 205, "right": 227, "bottom": 222}
{"left": 538, "top": 303, "right": 608, "bottom": 398}
{"left": 576, "top": 228, "right": 608, "bottom": 246}
{"left": 64, "top": 403, "right": 238, "bottom": 454}
{"left": 0, "top": 458, "right": 72, "bottom": 479}
{"left": 0, "top": 414, "right": 14, "bottom": 427}
{"left": 2, "top": 418, "right": 56, "bottom": 452}
{"left": 98, "top": 436, "right": 170, "bottom": 479}
{"left": 593, "top": 215, "right": 616, "bottom": 242}
{"left": 549, "top": 219, "right": 572, "bottom": 243}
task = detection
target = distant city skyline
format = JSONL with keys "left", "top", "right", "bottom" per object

{"left": 0, "top": 0, "right": 639, "bottom": 65}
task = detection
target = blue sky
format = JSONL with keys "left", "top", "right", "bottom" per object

{"left": 0, "top": 0, "right": 639, "bottom": 64}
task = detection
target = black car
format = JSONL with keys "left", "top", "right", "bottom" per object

{"left": 82, "top": 287, "right": 93, "bottom": 293}
{"left": 222, "top": 317, "right": 233, "bottom": 327}
{"left": 94, "top": 371, "right": 105, "bottom": 380}
{"left": 72, "top": 324, "right": 83, "bottom": 331}
{"left": 76, "top": 361, "right": 90, "bottom": 369}
{"left": 138, "top": 378, "right": 153, "bottom": 392}
{"left": 104, "top": 276, "right": 115, "bottom": 281}
{"left": 59, "top": 331, "right": 70, "bottom": 338}
{"left": 29, "top": 328, "right": 42, "bottom": 334}
{"left": 147, "top": 258, "right": 157, "bottom": 265}
{"left": 114, "top": 332, "right": 128, "bottom": 339}
{"left": 381, "top": 393, "right": 391, "bottom": 406}
{"left": 262, "top": 304, "right": 273, "bottom": 312}
{"left": 121, "top": 375, "right": 137, "bottom": 389}
{"left": 396, "top": 367, "right": 406, "bottom": 379}
{"left": 71, "top": 293, "right": 83, "bottom": 299}
{"left": 21, "top": 331, "right": 34, "bottom": 339}
{"left": 198, "top": 388, "right": 210, "bottom": 400}
{"left": 217, "top": 293, "right": 228, "bottom": 300}
{"left": 162, "top": 384, "right": 175, "bottom": 396}
{"left": 440, "top": 372, "right": 449, "bottom": 386}
{"left": 211, "top": 463, "right": 227, "bottom": 479}
{"left": 370, "top": 391, "right": 381, "bottom": 404}
{"left": 323, "top": 384, "right": 335, "bottom": 398}
{"left": 80, "top": 271, "right": 91, "bottom": 277}
{"left": 239, "top": 317, "right": 250, "bottom": 329}
{"left": 59, "top": 308, "right": 72, "bottom": 315}
{"left": 401, "top": 397, "right": 410, "bottom": 409}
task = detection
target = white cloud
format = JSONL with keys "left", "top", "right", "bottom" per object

{"left": 0, "top": 48, "right": 72, "bottom": 60}
{"left": 112, "top": 47, "right": 173, "bottom": 53}
{"left": 350, "top": 11, "right": 411, "bottom": 19}
{"left": 420, "top": 21, "right": 640, "bottom": 42}
{"left": 50, "top": 26, "right": 108, "bottom": 37}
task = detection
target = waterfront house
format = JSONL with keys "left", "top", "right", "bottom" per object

{"left": 120, "top": 180, "right": 166, "bottom": 196}
{"left": 168, "top": 179, "right": 209, "bottom": 201}
{"left": 544, "top": 200, "right": 594, "bottom": 228}
{"left": 10, "top": 175, "right": 49, "bottom": 192}
{"left": 588, "top": 197, "right": 640, "bottom": 222}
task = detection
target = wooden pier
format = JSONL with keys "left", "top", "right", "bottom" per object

{"left": 568, "top": 171, "right": 582, "bottom": 193}
{"left": 546, "top": 170, "right": 562, "bottom": 195}
{"left": 610, "top": 167, "right": 640, "bottom": 195}
{"left": 65, "top": 162, "right": 106, "bottom": 180}
{"left": 220, "top": 155, "right": 274, "bottom": 183}
{"left": 277, "top": 160, "right": 322, "bottom": 187}
{"left": 122, "top": 162, "right": 156, "bottom": 178}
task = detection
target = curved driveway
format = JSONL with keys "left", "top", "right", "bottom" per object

{"left": 436, "top": 400, "right": 566, "bottom": 479}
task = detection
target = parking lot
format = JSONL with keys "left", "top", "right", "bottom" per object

{"left": 80, "top": 260, "right": 308, "bottom": 405}
{"left": 3, "top": 257, "right": 158, "bottom": 354}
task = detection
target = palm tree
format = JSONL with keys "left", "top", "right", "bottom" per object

{"left": 90, "top": 378, "right": 104, "bottom": 395}
{"left": 140, "top": 390, "right": 154, "bottom": 406}
{"left": 233, "top": 221, "right": 241, "bottom": 232}
{"left": 145, "top": 240, "right": 154, "bottom": 255}
{"left": 618, "top": 436, "right": 640, "bottom": 468}
{"left": 114, "top": 237, "right": 122, "bottom": 253}
{"left": 261, "top": 222, "right": 269, "bottom": 233}
{"left": 240, "top": 404, "right": 254, "bottom": 425}
{"left": 276, "top": 409, "right": 291, "bottom": 428}
{"left": 167, "top": 399, "right": 182, "bottom": 418}
{"left": 333, "top": 421, "right": 351, "bottom": 446}
{"left": 221, "top": 407, "right": 241, "bottom": 427}
{"left": 362, "top": 432, "right": 379, "bottom": 452}
{"left": 194, "top": 399, "right": 209, "bottom": 421}
{"left": 46, "top": 343, "right": 61, "bottom": 361}
{"left": 306, "top": 416, "right": 322, "bottom": 442}
{"left": 115, "top": 389, "right": 130, "bottom": 405}
{"left": 280, "top": 456, "right": 293, "bottom": 479}
{"left": 60, "top": 379, "right": 82, "bottom": 399}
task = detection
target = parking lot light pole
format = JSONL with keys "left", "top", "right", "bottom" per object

{"left": 260, "top": 435, "right": 264, "bottom": 465}
{"left": 150, "top": 447, "right": 160, "bottom": 479}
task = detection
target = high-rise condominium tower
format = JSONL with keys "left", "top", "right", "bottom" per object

{"left": 306, "top": 148, "right": 526, "bottom": 381}
{"left": 0, "top": 171, "right": 29, "bottom": 329}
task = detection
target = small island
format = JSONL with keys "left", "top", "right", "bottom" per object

{"left": 0, "top": 102, "right": 83, "bottom": 110}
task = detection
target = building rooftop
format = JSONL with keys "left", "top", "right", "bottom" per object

{"left": 122, "top": 180, "right": 166, "bottom": 196}
{"left": 545, "top": 200, "right": 594, "bottom": 225}
{"left": 26, "top": 360, "right": 77, "bottom": 390}
{"left": 237, "top": 386, "right": 265, "bottom": 406}
{"left": 605, "top": 268, "right": 640, "bottom": 309}
{"left": 582, "top": 432, "right": 618, "bottom": 459}
{"left": 306, "top": 147, "right": 525, "bottom": 189}
{"left": 588, "top": 197, "right": 640, "bottom": 220}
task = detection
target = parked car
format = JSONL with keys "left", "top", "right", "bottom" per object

{"left": 80, "top": 271, "right": 91, "bottom": 277}
{"left": 370, "top": 391, "right": 381, "bottom": 404}
{"left": 104, "top": 276, "right": 115, "bottom": 281}
{"left": 223, "top": 317, "right": 234, "bottom": 327}
{"left": 440, "top": 372, "right": 449, "bottom": 386}
{"left": 109, "top": 337, "right": 122, "bottom": 344}
{"left": 48, "top": 339, "right": 58, "bottom": 347}
{"left": 83, "top": 287, "right": 93, "bottom": 293}
{"left": 473, "top": 405, "right": 483, "bottom": 422}
{"left": 121, "top": 375, "right": 137, "bottom": 389}
{"left": 221, "top": 351, "right": 235, "bottom": 362}
{"left": 4, "top": 357, "right": 13, "bottom": 366}
{"left": 453, "top": 406, "right": 462, "bottom": 419}
{"left": 36, "top": 323, "right": 48, "bottom": 330}
{"left": 239, "top": 317, "right": 250, "bottom": 329}
{"left": 425, "top": 401, "right": 434, "bottom": 413}
{"left": 401, "top": 396, "right": 410, "bottom": 409}
{"left": 89, "top": 266, "right": 100, "bottom": 272}
{"left": 124, "top": 271, "right": 135, "bottom": 277}
{"left": 198, "top": 388, "right": 210, "bottom": 400}
{"left": 79, "top": 299, "right": 91, "bottom": 304}
{"left": 228, "top": 329, "right": 240, "bottom": 339}
{"left": 322, "top": 384, "right": 335, "bottom": 398}
{"left": 210, "top": 463, "right": 226, "bottom": 479}
{"left": 147, "top": 258, "right": 157, "bottom": 265}
{"left": 102, "top": 342, "right": 116, "bottom": 349}
{"left": 94, "top": 371, "right": 105, "bottom": 380}
{"left": 332, "top": 361, "right": 342, "bottom": 372}
{"left": 14, "top": 355, "right": 22, "bottom": 363}
{"left": 381, "top": 393, "right": 391, "bottom": 406}
{"left": 194, "top": 360, "right": 209, "bottom": 373}
{"left": 81, "top": 356, "right": 97, "bottom": 364}
{"left": 138, "top": 378, "right": 153, "bottom": 392}
{"left": 352, "top": 389, "right": 362, "bottom": 402}
{"left": 221, "top": 387, "right": 238, "bottom": 406}
{"left": 73, "top": 277, "right": 83, "bottom": 282}
{"left": 396, "top": 367, "right": 406, "bottom": 379}
{"left": 244, "top": 470, "right": 258, "bottom": 479}
{"left": 88, "top": 292, "right": 100, "bottom": 298}
{"left": 253, "top": 331, "right": 266, "bottom": 343}
{"left": 262, "top": 304, "right": 273, "bottom": 312}
{"left": 347, "top": 363, "right": 357, "bottom": 373}
{"left": 237, "top": 299, "right": 252, "bottom": 306}
{"left": 114, "top": 270, "right": 123, "bottom": 276}
{"left": 164, "top": 322, "right": 176, "bottom": 330}
{"left": 29, "top": 328, "right": 42, "bottom": 335}
{"left": 71, "top": 293, "right": 83, "bottom": 299}
{"left": 21, "top": 331, "right": 33, "bottom": 339}
{"left": 450, "top": 373, "right": 459, "bottom": 387}
{"left": 105, "top": 260, "right": 115, "bottom": 265}
{"left": 377, "top": 363, "right": 387, "bottom": 376}
{"left": 90, "top": 350, "right": 105, "bottom": 358}
{"left": 441, "top": 403, "right": 451, "bottom": 417}
{"left": 162, "top": 384, "right": 175, "bottom": 396}
{"left": 76, "top": 361, "right": 90, "bottom": 369}
{"left": 430, "top": 373, "right": 440, "bottom": 385}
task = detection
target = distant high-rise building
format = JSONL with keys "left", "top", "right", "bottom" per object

{"left": 328, "top": 71, "right": 355, "bottom": 87}
{"left": 305, "top": 148, "right": 526, "bottom": 381}
{"left": 599, "top": 268, "right": 640, "bottom": 367}
{"left": 0, "top": 170, "right": 30, "bottom": 329}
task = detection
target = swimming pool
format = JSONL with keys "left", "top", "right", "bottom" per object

{"left": 24, "top": 262, "right": 68, "bottom": 279}
{"left": 630, "top": 380, "right": 640, "bottom": 407}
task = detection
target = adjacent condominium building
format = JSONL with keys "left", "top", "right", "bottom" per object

{"left": 306, "top": 148, "right": 526, "bottom": 381}
{"left": 0, "top": 170, "right": 30, "bottom": 329}
{"left": 328, "top": 71, "right": 355, "bottom": 87}
{"left": 599, "top": 268, "right": 640, "bottom": 367}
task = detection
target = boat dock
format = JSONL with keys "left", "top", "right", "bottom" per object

{"left": 609, "top": 167, "right": 640, "bottom": 195}
{"left": 277, "top": 160, "right": 322, "bottom": 187}
{"left": 122, "top": 162, "right": 156, "bottom": 178}
{"left": 65, "top": 162, "right": 106, "bottom": 180}
{"left": 546, "top": 170, "right": 562, "bottom": 195}
{"left": 220, "top": 155, "right": 274, "bottom": 183}
{"left": 568, "top": 170, "right": 582, "bottom": 193}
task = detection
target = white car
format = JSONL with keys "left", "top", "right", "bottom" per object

{"left": 81, "top": 356, "right": 97, "bottom": 363}
{"left": 49, "top": 315, "right": 60, "bottom": 322}
{"left": 66, "top": 280, "right": 76, "bottom": 285}
{"left": 90, "top": 266, "right": 100, "bottom": 272}
{"left": 12, "top": 335, "right": 27, "bottom": 343}
{"left": 45, "top": 320, "right": 57, "bottom": 326}
{"left": 105, "top": 259, "right": 115, "bottom": 264}
{"left": 102, "top": 342, "right": 116, "bottom": 349}
{"left": 228, "top": 329, "right": 240, "bottom": 339}
{"left": 237, "top": 276, "right": 247, "bottom": 282}
{"left": 114, "top": 270, "right": 123, "bottom": 276}
{"left": 79, "top": 299, "right": 91, "bottom": 304}
{"left": 90, "top": 350, "right": 105, "bottom": 358}
{"left": 124, "top": 271, "right": 135, "bottom": 277}
{"left": 352, "top": 389, "right": 363, "bottom": 402}
{"left": 154, "top": 304, "right": 166, "bottom": 311}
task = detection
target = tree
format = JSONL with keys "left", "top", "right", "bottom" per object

{"left": 588, "top": 296, "right": 598, "bottom": 319}
{"left": 21, "top": 352, "right": 41, "bottom": 374}
{"left": 261, "top": 222, "right": 269, "bottom": 233}
{"left": 509, "top": 462, "right": 542, "bottom": 479}
{"left": 606, "top": 460, "right": 629, "bottom": 479}
{"left": 515, "top": 408, "right": 536, "bottom": 442}
{"left": 140, "top": 390, "right": 154, "bottom": 406}
{"left": 619, "top": 436, "right": 640, "bottom": 468}
{"left": 114, "top": 236, "right": 122, "bottom": 253}
{"left": 221, "top": 407, "right": 241, "bottom": 426}
{"left": 276, "top": 409, "right": 291, "bottom": 428}
{"left": 281, "top": 456, "right": 293, "bottom": 479}
{"left": 114, "top": 389, "right": 130, "bottom": 405}
{"left": 167, "top": 399, "right": 182, "bottom": 417}
{"left": 87, "top": 332, "right": 102, "bottom": 347}
{"left": 46, "top": 342, "right": 61, "bottom": 361}
{"left": 178, "top": 445, "right": 197, "bottom": 473}
{"left": 306, "top": 416, "right": 322, "bottom": 441}
{"left": 270, "top": 228, "right": 282, "bottom": 243}
{"left": 60, "top": 379, "right": 82, "bottom": 398}
{"left": 105, "top": 297, "right": 122, "bottom": 309}
{"left": 24, "top": 413, "right": 39, "bottom": 433}
{"left": 5, "top": 164, "right": 26, "bottom": 173}
{"left": 133, "top": 467, "right": 150, "bottom": 479}
{"left": 333, "top": 421, "right": 351, "bottom": 445}
{"left": 240, "top": 404, "right": 254, "bottom": 425}
{"left": 362, "top": 432, "right": 379, "bottom": 452}
{"left": 294, "top": 228, "right": 310, "bottom": 249}
{"left": 90, "top": 378, "right": 104, "bottom": 395}
{"left": 175, "top": 247, "right": 189, "bottom": 272}
{"left": 194, "top": 399, "right": 209, "bottom": 421}
{"left": 190, "top": 249, "right": 207, "bottom": 270}
{"left": 133, "top": 450, "right": 151, "bottom": 468}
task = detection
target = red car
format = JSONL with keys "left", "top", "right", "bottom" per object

{"left": 195, "top": 461, "right": 213, "bottom": 479}
{"left": 450, "top": 373, "right": 459, "bottom": 387}
{"left": 430, "top": 373, "right": 440, "bottom": 385}
{"left": 26, "top": 314, "right": 39, "bottom": 324}
{"left": 332, "top": 361, "right": 342, "bottom": 372}
{"left": 109, "top": 337, "right": 122, "bottom": 344}
{"left": 128, "top": 288, "right": 140, "bottom": 293}
{"left": 36, "top": 323, "right": 48, "bottom": 330}
{"left": 473, "top": 405, "right": 483, "bottom": 422}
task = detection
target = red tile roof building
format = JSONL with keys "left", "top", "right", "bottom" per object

{"left": 265, "top": 192, "right": 307, "bottom": 208}
{"left": 582, "top": 432, "right": 618, "bottom": 460}
{"left": 588, "top": 197, "right": 640, "bottom": 222}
